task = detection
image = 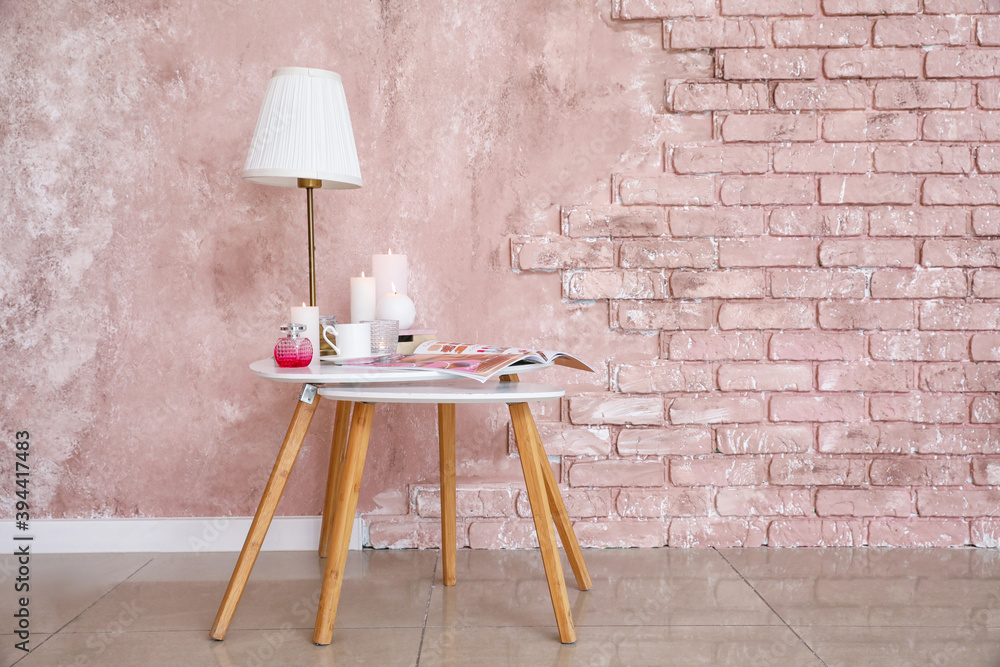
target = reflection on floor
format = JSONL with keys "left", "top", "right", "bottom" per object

{"left": 2, "top": 547, "right": 1000, "bottom": 666}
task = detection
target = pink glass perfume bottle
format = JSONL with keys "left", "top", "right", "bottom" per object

{"left": 274, "top": 323, "right": 313, "bottom": 367}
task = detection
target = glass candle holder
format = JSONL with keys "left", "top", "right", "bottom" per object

{"left": 363, "top": 319, "right": 399, "bottom": 356}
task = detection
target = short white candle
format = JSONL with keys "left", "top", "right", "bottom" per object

{"left": 290, "top": 304, "right": 320, "bottom": 366}
{"left": 350, "top": 271, "right": 377, "bottom": 323}
{"left": 373, "top": 249, "right": 407, "bottom": 302}
{"left": 376, "top": 286, "right": 416, "bottom": 330}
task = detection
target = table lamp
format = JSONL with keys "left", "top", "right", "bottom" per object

{"left": 243, "top": 67, "right": 362, "bottom": 307}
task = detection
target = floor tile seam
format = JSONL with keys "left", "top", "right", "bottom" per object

{"left": 414, "top": 551, "right": 439, "bottom": 666}
{"left": 714, "top": 548, "right": 830, "bottom": 667}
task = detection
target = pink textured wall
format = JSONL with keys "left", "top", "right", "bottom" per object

{"left": 5, "top": 1, "right": 1000, "bottom": 549}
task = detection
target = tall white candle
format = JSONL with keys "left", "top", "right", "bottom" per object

{"left": 290, "top": 304, "right": 320, "bottom": 366}
{"left": 372, "top": 249, "right": 407, "bottom": 302}
{"left": 350, "top": 271, "right": 377, "bottom": 323}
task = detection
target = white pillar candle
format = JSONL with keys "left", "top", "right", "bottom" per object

{"left": 372, "top": 249, "right": 407, "bottom": 302}
{"left": 290, "top": 304, "right": 320, "bottom": 365}
{"left": 350, "top": 271, "right": 377, "bottom": 323}
{"left": 376, "top": 287, "right": 416, "bottom": 330}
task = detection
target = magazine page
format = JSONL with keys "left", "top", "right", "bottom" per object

{"left": 361, "top": 352, "right": 530, "bottom": 382}
{"left": 414, "top": 341, "right": 594, "bottom": 372}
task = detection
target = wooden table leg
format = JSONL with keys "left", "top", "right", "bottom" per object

{"left": 210, "top": 391, "right": 321, "bottom": 640}
{"left": 438, "top": 403, "right": 457, "bottom": 586}
{"left": 509, "top": 401, "right": 576, "bottom": 644}
{"left": 500, "top": 375, "right": 591, "bottom": 591}
{"left": 314, "top": 401, "right": 376, "bottom": 645}
{"left": 320, "top": 401, "right": 353, "bottom": 558}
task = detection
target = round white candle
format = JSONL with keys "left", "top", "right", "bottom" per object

{"left": 376, "top": 290, "right": 416, "bottom": 330}
{"left": 373, "top": 250, "right": 407, "bottom": 302}
{"left": 290, "top": 304, "right": 320, "bottom": 365}
{"left": 350, "top": 272, "right": 377, "bottom": 323}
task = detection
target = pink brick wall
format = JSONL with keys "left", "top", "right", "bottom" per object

{"left": 374, "top": 2, "right": 1000, "bottom": 549}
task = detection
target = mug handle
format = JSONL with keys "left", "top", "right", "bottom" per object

{"left": 322, "top": 325, "right": 340, "bottom": 355}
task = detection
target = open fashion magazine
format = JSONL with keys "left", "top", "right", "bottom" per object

{"left": 333, "top": 341, "right": 594, "bottom": 382}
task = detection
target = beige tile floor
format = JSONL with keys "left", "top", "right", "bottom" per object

{"left": 2, "top": 547, "right": 1000, "bottom": 666}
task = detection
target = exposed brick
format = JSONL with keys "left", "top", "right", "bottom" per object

{"left": 770, "top": 269, "right": 866, "bottom": 298}
{"left": 514, "top": 238, "right": 614, "bottom": 270}
{"left": 619, "top": 0, "right": 715, "bottom": 18}
{"left": 671, "top": 457, "right": 769, "bottom": 486}
{"left": 717, "top": 424, "right": 815, "bottom": 454}
{"left": 978, "top": 146, "right": 1000, "bottom": 173}
{"left": 921, "top": 363, "right": 1000, "bottom": 392}
{"left": 620, "top": 176, "right": 716, "bottom": 206}
{"left": 818, "top": 361, "right": 913, "bottom": 392}
{"left": 514, "top": 489, "right": 614, "bottom": 518}
{"left": 669, "top": 208, "right": 765, "bottom": 236}
{"left": 973, "top": 457, "right": 1000, "bottom": 485}
{"left": 869, "top": 332, "right": 970, "bottom": 361}
{"left": 564, "top": 269, "right": 661, "bottom": 300}
{"left": 874, "top": 82, "right": 974, "bottom": 110}
{"left": 615, "top": 300, "right": 715, "bottom": 330}
{"left": 721, "top": 0, "right": 817, "bottom": 14}
{"left": 568, "top": 460, "right": 666, "bottom": 487}
{"left": 919, "top": 301, "right": 1000, "bottom": 330}
{"left": 668, "top": 517, "right": 768, "bottom": 547}
{"left": 669, "top": 395, "right": 766, "bottom": 424}
{"left": 769, "top": 456, "right": 868, "bottom": 485}
{"left": 868, "top": 207, "right": 969, "bottom": 236}
{"left": 922, "top": 239, "right": 1000, "bottom": 267}
{"left": 972, "top": 333, "right": 1000, "bottom": 361}
{"left": 717, "top": 488, "right": 813, "bottom": 516}
{"left": 668, "top": 331, "right": 767, "bottom": 360}
{"left": 973, "top": 518, "right": 1000, "bottom": 547}
{"left": 671, "top": 83, "right": 769, "bottom": 112}
{"left": 368, "top": 519, "right": 447, "bottom": 549}
{"left": 564, "top": 206, "right": 665, "bottom": 238}
{"left": 670, "top": 19, "right": 768, "bottom": 49}
{"left": 870, "top": 457, "right": 969, "bottom": 485}
{"left": 617, "top": 427, "right": 714, "bottom": 456}
{"left": 775, "top": 82, "right": 870, "bottom": 110}
{"left": 719, "top": 238, "right": 819, "bottom": 267}
{"left": 773, "top": 18, "right": 872, "bottom": 47}
{"left": 819, "top": 423, "right": 898, "bottom": 454}
{"left": 671, "top": 270, "right": 766, "bottom": 298}
{"left": 820, "top": 175, "right": 919, "bottom": 205}
{"left": 825, "top": 49, "right": 923, "bottom": 79}
{"left": 770, "top": 331, "right": 866, "bottom": 360}
{"left": 868, "top": 518, "right": 969, "bottom": 547}
{"left": 898, "top": 424, "right": 1000, "bottom": 454}
{"left": 672, "top": 146, "right": 769, "bottom": 174}
{"left": 870, "top": 269, "right": 968, "bottom": 298}
{"left": 972, "top": 396, "right": 1000, "bottom": 423}
{"left": 722, "top": 113, "right": 818, "bottom": 142}
{"left": 718, "top": 363, "right": 813, "bottom": 391}
{"left": 720, "top": 176, "right": 816, "bottom": 206}
{"left": 658, "top": 53, "right": 715, "bottom": 81}
{"left": 617, "top": 488, "right": 712, "bottom": 517}
{"left": 925, "top": 0, "right": 1000, "bottom": 12}
{"left": 924, "top": 177, "right": 1000, "bottom": 205}
{"left": 620, "top": 239, "right": 716, "bottom": 268}
{"left": 819, "top": 300, "right": 915, "bottom": 330}
{"left": 816, "top": 488, "right": 913, "bottom": 517}
{"left": 917, "top": 488, "right": 1000, "bottom": 517}
{"left": 874, "top": 16, "right": 975, "bottom": 46}
{"left": 534, "top": 423, "right": 614, "bottom": 457}
{"left": 768, "top": 519, "right": 865, "bottom": 547}
{"left": 416, "top": 487, "right": 516, "bottom": 519}
{"left": 569, "top": 394, "right": 665, "bottom": 425}
{"left": 720, "top": 49, "right": 821, "bottom": 81}
{"left": 874, "top": 145, "right": 973, "bottom": 174}
{"left": 655, "top": 114, "right": 716, "bottom": 143}
{"left": 719, "top": 300, "right": 817, "bottom": 329}
{"left": 981, "top": 16, "right": 1000, "bottom": 46}
{"left": 923, "top": 112, "right": 1000, "bottom": 142}
{"left": 925, "top": 48, "right": 1000, "bottom": 78}
{"left": 770, "top": 394, "right": 866, "bottom": 422}
{"left": 774, "top": 144, "right": 871, "bottom": 174}
{"left": 823, "top": 112, "right": 919, "bottom": 142}
{"left": 979, "top": 82, "right": 1000, "bottom": 110}
{"left": 869, "top": 393, "right": 968, "bottom": 423}
{"left": 769, "top": 207, "right": 866, "bottom": 236}
{"left": 823, "top": 0, "right": 918, "bottom": 13}
{"left": 973, "top": 208, "right": 1000, "bottom": 235}
{"left": 820, "top": 239, "right": 916, "bottom": 267}
{"left": 572, "top": 520, "right": 664, "bottom": 549}
{"left": 617, "top": 360, "right": 714, "bottom": 393}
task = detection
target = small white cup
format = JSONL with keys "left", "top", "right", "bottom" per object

{"left": 322, "top": 322, "right": 371, "bottom": 359}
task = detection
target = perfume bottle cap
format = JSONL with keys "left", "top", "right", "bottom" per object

{"left": 280, "top": 323, "right": 307, "bottom": 337}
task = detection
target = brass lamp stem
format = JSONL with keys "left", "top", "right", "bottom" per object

{"left": 298, "top": 178, "right": 322, "bottom": 308}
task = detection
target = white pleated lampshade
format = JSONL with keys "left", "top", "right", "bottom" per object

{"left": 243, "top": 67, "right": 362, "bottom": 189}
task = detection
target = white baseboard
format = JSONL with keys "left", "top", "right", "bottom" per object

{"left": 0, "top": 517, "right": 366, "bottom": 553}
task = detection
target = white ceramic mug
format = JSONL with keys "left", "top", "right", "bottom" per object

{"left": 322, "top": 322, "right": 371, "bottom": 359}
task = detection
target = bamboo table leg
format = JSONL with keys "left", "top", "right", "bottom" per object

{"left": 509, "top": 401, "right": 576, "bottom": 644}
{"left": 320, "top": 401, "right": 353, "bottom": 558}
{"left": 438, "top": 403, "right": 458, "bottom": 586}
{"left": 314, "top": 401, "right": 376, "bottom": 645}
{"left": 211, "top": 390, "right": 321, "bottom": 640}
